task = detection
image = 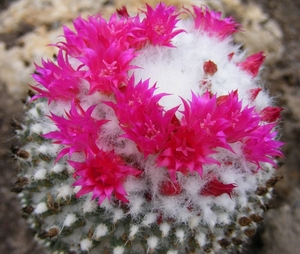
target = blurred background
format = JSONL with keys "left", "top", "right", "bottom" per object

{"left": 0, "top": 0, "right": 299, "bottom": 253}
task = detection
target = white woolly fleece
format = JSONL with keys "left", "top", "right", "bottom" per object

{"left": 131, "top": 20, "right": 270, "bottom": 110}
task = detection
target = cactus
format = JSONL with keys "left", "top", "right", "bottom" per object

{"left": 14, "top": 3, "right": 283, "bottom": 254}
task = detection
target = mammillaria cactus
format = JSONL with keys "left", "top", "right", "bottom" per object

{"left": 14, "top": 3, "right": 284, "bottom": 254}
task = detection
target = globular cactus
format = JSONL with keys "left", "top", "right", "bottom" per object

{"left": 14, "top": 3, "right": 284, "bottom": 254}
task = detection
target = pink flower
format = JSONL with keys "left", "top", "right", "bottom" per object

{"left": 142, "top": 3, "right": 185, "bottom": 47}
{"left": 60, "top": 14, "right": 144, "bottom": 56}
{"left": 121, "top": 105, "right": 177, "bottom": 156}
{"left": 157, "top": 92, "right": 250, "bottom": 181}
{"left": 106, "top": 76, "right": 177, "bottom": 156}
{"left": 157, "top": 91, "right": 283, "bottom": 180}
{"left": 191, "top": 6, "right": 240, "bottom": 39}
{"left": 215, "top": 91, "right": 283, "bottom": 167}
{"left": 44, "top": 100, "right": 108, "bottom": 161}
{"left": 105, "top": 76, "right": 160, "bottom": 125}
{"left": 215, "top": 91, "right": 260, "bottom": 143}
{"left": 238, "top": 51, "right": 265, "bottom": 77}
{"left": 183, "top": 92, "right": 230, "bottom": 148}
{"left": 200, "top": 177, "right": 237, "bottom": 198}
{"left": 57, "top": 15, "right": 145, "bottom": 94}
{"left": 157, "top": 116, "right": 220, "bottom": 181}
{"left": 115, "top": 76, "right": 164, "bottom": 105}
{"left": 78, "top": 42, "right": 137, "bottom": 94}
{"left": 31, "top": 50, "right": 83, "bottom": 102}
{"left": 70, "top": 149, "right": 141, "bottom": 204}
{"left": 242, "top": 124, "right": 284, "bottom": 168}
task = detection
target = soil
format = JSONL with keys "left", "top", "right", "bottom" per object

{"left": 1, "top": 0, "right": 300, "bottom": 253}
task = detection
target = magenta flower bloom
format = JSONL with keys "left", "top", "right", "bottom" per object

{"left": 157, "top": 92, "right": 228, "bottom": 180}
{"left": 31, "top": 51, "right": 83, "bottom": 102}
{"left": 156, "top": 90, "right": 283, "bottom": 181}
{"left": 107, "top": 76, "right": 177, "bottom": 156}
{"left": 54, "top": 14, "right": 142, "bottom": 95}
{"left": 60, "top": 14, "right": 144, "bottom": 55}
{"left": 157, "top": 123, "right": 219, "bottom": 181}
{"left": 242, "top": 124, "right": 284, "bottom": 168}
{"left": 141, "top": 3, "right": 185, "bottom": 47}
{"left": 44, "top": 101, "right": 108, "bottom": 161}
{"left": 70, "top": 148, "right": 141, "bottom": 204}
{"left": 191, "top": 6, "right": 240, "bottom": 39}
{"left": 215, "top": 91, "right": 260, "bottom": 143}
{"left": 79, "top": 43, "right": 137, "bottom": 94}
